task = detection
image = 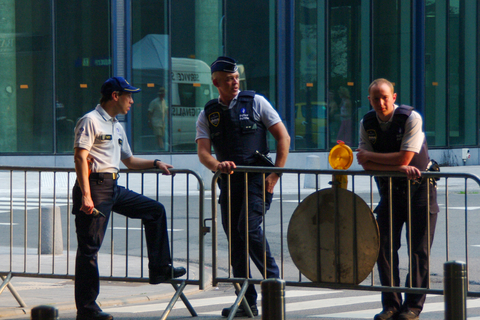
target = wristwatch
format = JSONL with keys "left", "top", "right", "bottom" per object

{"left": 153, "top": 159, "right": 161, "bottom": 168}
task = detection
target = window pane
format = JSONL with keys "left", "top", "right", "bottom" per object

{"left": 448, "top": 0, "right": 477, "bottom": 145}
{"left": 169, "top": 0, "right": 222, "bottom": 152}
{"left": 226, "top": 0, "right": 277, "bottom": 150}
{"left": 372, "top": 0, "right": 411, "bottom": 103}
{"left": 131, "top": 0, "right": 168, "bottom": 153}
{"left": 329, "top": 1, "right": 363, "bottom": 150}
{"left": 1, "top": 1, "right": 53, "bottom": 153}
{"left": 132, "top": 0, "right": 221, "bottom": 153}
{"left": 295, "top": 1, "right": 326, "bottom": 150}
{"left": 425, "top": 0, "right": 447, "bottom": 147}
{"left": 55, "top": 0, "right": 111, "bottom": 153}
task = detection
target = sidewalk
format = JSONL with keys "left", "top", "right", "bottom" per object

{"left": 0, "top": 258, "right": 207, "bottom": 319}
{"left": 1, "top": 165, "right": 479, "bottom": 319}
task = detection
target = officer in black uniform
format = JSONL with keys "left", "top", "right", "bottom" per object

{"left": 356, "top": 79, "right": 439, "bottom": 320}
{"left": 196, "top": 57, "right": 290, "bottom": 317}
{"left": 72, "top": 77, "right": 186, "bottom": 320}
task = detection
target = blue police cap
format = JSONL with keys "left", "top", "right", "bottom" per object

{"left": 210, "top": 56, "right": 238, "bottom": 74}
{"left": 101, "top": 77, "right": 141, "bottom": 95}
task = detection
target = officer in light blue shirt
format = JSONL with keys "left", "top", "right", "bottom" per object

{"left": 72, "top": 77, "right": 186, "bottom": 320}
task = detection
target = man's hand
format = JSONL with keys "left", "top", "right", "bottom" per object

{"left": 356, "top": 148, "right": 371, "bottom": 165}
{"left": 216, "top": 161, "right": 236, "bottom": 174}
{"left": 80, "top": 194, "right": 95, "bottom": 215}
{"left": 156, "top": 161, "right": 174, "bottom": 175}
{"left": 399, "top": 165, "right": 421, "bottom": 180}
{"left": 265, "top": 173, "right": 280, "bottom": 193}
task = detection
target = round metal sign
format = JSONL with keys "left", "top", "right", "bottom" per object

{"left": 287, "top": 188, "right": 379, "bottom": 284}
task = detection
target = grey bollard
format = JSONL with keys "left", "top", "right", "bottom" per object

{"left": 261, "top": 278, "right": 285, "bottom": 320}
{"left": 444, "top": 260, "right": 467, "bottom": 320}
{"left": 40, "top": 206, "right": 63, "bottom": 255}
{"left": 31, "top": 305, "right": 59, "bottom": 319}
{"left": 304, "top": 155, "right": 321, "bottom": 188}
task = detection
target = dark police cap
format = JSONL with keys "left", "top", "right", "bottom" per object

{"left": 101, "top": 76, "right": 141, "bottom": 95}
{"left": 210, "top": 56, "right": 238, "bottom": 74}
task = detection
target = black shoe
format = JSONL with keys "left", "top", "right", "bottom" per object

{"left": 76, "top": 311, "right": 113, "bottom": 320}
{"left": 221, "top": 304, "right": 258, "bottom": 317}
{"left": 397, "top": 310, "right": 419, "bottom": 320}
{"left": 149, "top": 265, "right": 186, "bottom": 284}
{"left": 374, "top": 309, "right": 399, "bottom": 320}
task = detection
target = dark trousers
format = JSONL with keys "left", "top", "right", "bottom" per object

{"left": 375, "top": 197, "right": 437, "bottom": 314}
{"left": 72, "top": 177, "right": 171, "bottom": 314}
{"left": 219, "top": 173, "right": 280, "bottom": 306}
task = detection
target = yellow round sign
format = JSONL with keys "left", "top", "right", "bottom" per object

{"left": 328, "top": 140, "right": 353, "bottom": 170}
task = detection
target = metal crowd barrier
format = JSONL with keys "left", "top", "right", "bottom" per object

{"left": 0, "top": 166, "right": 205, "bottom": 319}
{"left": 211, "top": 166, "right": 480, "bottom": 319}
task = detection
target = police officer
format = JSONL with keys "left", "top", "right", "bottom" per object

{"left": 196, "top": 57, "right": 290, "bottom": 317}
{"left": 356, "top": 78, "right": 439, "bottom": 320}
{"left": 72, "top": 77, "right": 186, "bottom": 320}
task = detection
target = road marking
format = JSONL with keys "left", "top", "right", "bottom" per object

{"left": 0, "top": 197, "right": 70, "bottom": 203}
{"left": 111, "top": 227, "right": 184, "bottom": 232}
{"left": 103, "top": 290, "right": 334, "bottom": 314}
{"left": 446, "top": 206, "right": 480, "bottom": 210}
{"left": 316, "top": 298, "right": 480, "bottom": 318}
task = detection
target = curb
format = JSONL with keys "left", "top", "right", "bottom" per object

{"left": 0, "top": 270, "right": 212, "bottom": 319}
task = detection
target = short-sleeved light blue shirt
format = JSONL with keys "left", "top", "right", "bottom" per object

{"left": 74, "top": 105, "right": 133, "bottom": 173}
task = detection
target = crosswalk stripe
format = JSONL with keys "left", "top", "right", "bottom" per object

{"left": 197, "top": 293, "right": 380, "bottom": 316}
{"left": 0, "top": 197, "right": 70, "bottom": 202}
{"left": 313, "top": 298, "right": 480, "bottom": 318}
{"left": 103, "top": 290, "right": 333, "bottom": 314}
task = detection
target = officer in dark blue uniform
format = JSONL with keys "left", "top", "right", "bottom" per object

{"left": 357, "top": 79, "right": 439, "bottom": 320}
{"left": 196, "top": 57, "right": 290, "bottom": 317}
{"left": 72, "top": 77, "right": 186, "bottom": 320}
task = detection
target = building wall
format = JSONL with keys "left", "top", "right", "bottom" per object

{"left": 0, "top": 1, "right": 478, "bottom": 167}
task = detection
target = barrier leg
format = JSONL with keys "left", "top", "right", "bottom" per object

{"left": 225, "top": 281, "right": 252, "bottom": 320}
{"left": 159, "top": 282, "right": 197, "bottom": 320}
{"left": 261, "top": 278, "right": 285, "bottom": 320}
{"left": 0, "top": 274, "right": 27, "bottom": 308}
{"left": 444, "top": 260, "right": 467, "bottom": 320}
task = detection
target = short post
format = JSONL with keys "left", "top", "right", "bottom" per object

{"left": 31, "top": 305, "right": 59, "bottom": 319}
{"left": 304, "top": 155, "right": 320, "bottom": 188}
{"left": 444, "top": 260, "right": 467, "bottom": 320}
{"left": 261, "top": 278, "right": 285, "bottom": 320}
{"left": 40, "top": 206, "right": 63, "bottom": 255}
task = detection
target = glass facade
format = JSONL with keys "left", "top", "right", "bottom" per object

{"left": 0, "top": 1, "right": 54, "bottom": 153}
{"left": 425, "top": 0, "right": 478, "bottom": 147}
{"left": 1, "top": 0, "right": 479, "bottom": 156}
{"left": 55, "top": 1, "right": 112, "bottom": 153}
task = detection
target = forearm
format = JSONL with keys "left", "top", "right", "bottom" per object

{"left": 123, "top": 156, "right": 155, "bottom": 170}
{"left": 366, "top": 151, "right": 411, "bottom": 166}
{"left": 74, "top": 150, "right": 91, "bottom": 197}
{"left": 274, "top": 136, "right": 290, "bottom": 168}
{"left": 198, "top": 149, "right": 220, "bottom": 172}
{"left": 268, "top": 122, "right": 291, "bottom": 168}
{"left": 361, "top": 161, "right": 403, "bottom": 172}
